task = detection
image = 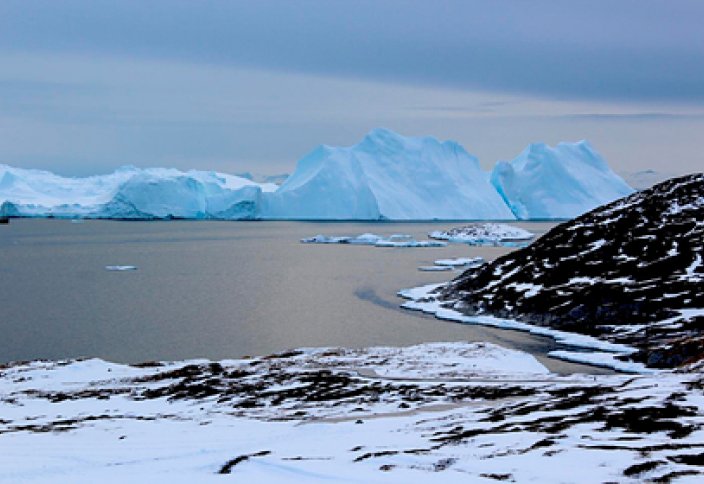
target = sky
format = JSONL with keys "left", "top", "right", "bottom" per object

{"left": 0, "top": 0, "right": 703, "bottom": 177}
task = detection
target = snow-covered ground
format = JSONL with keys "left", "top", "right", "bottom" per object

{"left": 1, "top": 343, "right": 702, "bottom": 483}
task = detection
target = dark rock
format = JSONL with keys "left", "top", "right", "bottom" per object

{"left": 442, "top": 174, "right": 704, "bottom": 369}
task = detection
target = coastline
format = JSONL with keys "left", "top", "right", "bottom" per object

{"left": 399, "top": 283, "right": 653, "bottom": 374}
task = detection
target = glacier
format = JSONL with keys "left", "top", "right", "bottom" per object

{"left": 490, "top": 141, "right": 634, "bottom": 219}
{"left": 262, "top": 128, "right": 516, "bottom": 220}
{"left": 0, "top": 130, "right": 635, "bottom": 221}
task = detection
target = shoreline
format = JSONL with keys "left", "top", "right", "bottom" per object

{"left": 399, "top": 283, "right": 654, "bottom": 374}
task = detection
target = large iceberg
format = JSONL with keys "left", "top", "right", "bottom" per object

{"left": 0, "top": 165, "right": 277, "bottom": 219}
{"left": 1, "top": 131, "right": 635, "bottom": 221}
{"left": 490, "top": 141, "right": 634, "bottom": 219}
{"left": 262, "top": 128, "right": 515, "bottom": 220}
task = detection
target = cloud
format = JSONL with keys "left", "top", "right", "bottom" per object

{"left": 1, "top": 0, "right": 703, "bottom": 103}
{"left": 557, "top": 113, "right": 704, "bottom": 121}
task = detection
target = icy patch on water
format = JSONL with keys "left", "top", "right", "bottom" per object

{"left": 429, "top": 223, "right": 534, "bottom": 245}
{"left": 418, "top": 266, "right": 453, "bottom": 272}
{"left": 302, "top": 233, "right": 446, "bottom": 248}
{"left": 433, "top": 257, "right": 484, "bottom": 267}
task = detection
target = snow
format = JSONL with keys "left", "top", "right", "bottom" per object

{"left": 547, "top": 350, "right": 655, "bottom": 374}
{"left": 428, "top": 223, "right": 534, "bottom": 245}
{"left": 252, "top": 128, "right": 516, "bottom": 220}
{"left": 302, "top": 233, "right": 447, "bottom": 248}
{"left": 356, "top": 342, "right": 550, "bottom": 377}
{"left": 682, "top": 253, "right": 703, "bottom": 282}
{"left": 1, "top": 344, "right": 701, "bottom": 483}
{"left": 506, "top": 282, "right": 543, "bottom": 298}
{"left": 490, "top": 141, "right": 634, "bottom": 219}
{"left": 418, "top": 265, "right": 453, "bottom": 271}
{"left": 399, "top": 283, "right": 643, "bottom": 371}
{"left": 397, "top": 283, "right": 445, "bottom": 301}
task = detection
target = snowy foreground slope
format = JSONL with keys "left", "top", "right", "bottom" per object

{"left": 1, "top": 130, "right": 633, "bottom": 220}
{"left": 491, "top": 141, "right": 634, "bottom": 219}
{"left": 2, "top": 343, "right": 703, "bottom": 483}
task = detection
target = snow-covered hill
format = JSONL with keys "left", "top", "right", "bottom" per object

{"left": 491, "top": 141, "right": 634, "bottom": 219}
{"left": 2, "top": 344, "right": 703, "bottom": 483}
{"left": 435, "top": 173, "right": 704, "bottom": 369}
{"left": 263, "top": 128, "right": 515, "bottom": 220}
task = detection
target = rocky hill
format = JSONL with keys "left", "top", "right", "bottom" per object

{"left": 442, "top": 174, "right": 704, "bottom": 368}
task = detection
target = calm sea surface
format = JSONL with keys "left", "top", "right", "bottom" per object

{"left": 0, "top": 219, "right": 611, "bottom": 374}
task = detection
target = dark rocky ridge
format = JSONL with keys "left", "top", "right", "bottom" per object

{"left": 441, "top": 174, "right": 704, "bottom": 368}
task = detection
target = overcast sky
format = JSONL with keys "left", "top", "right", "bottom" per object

{"left": 1, "top": 0, "right": 702, "bottom": 176}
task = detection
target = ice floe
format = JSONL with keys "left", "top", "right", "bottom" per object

{"left": 428, "top": 223, "right": 534, "bottom": 245}
{"left": 302, "top": 233, "right": 447, "bottom": 247}
{"left": 105, "top": 265, "right": 138, "bottom": 271}
{"left": 433, "top": 256, "right": 484, "bottom": 267}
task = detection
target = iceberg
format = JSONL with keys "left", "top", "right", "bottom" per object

{"left": 262, "top": 128, "right": 515, "bottom": 220}
{"left": 0, "top": 164, "right": 276, "bottom": 219}
{"left": 490, "top": 141, "right": 634, "bottom": 219}
{"left": 0, "top": 131, "right": 634, "bottom": 221}
{"left": 301, "top": 233, "right": 447, "bottom": 247}
{"left": 429, "top": 223, "right": 533, "bottom": 245}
